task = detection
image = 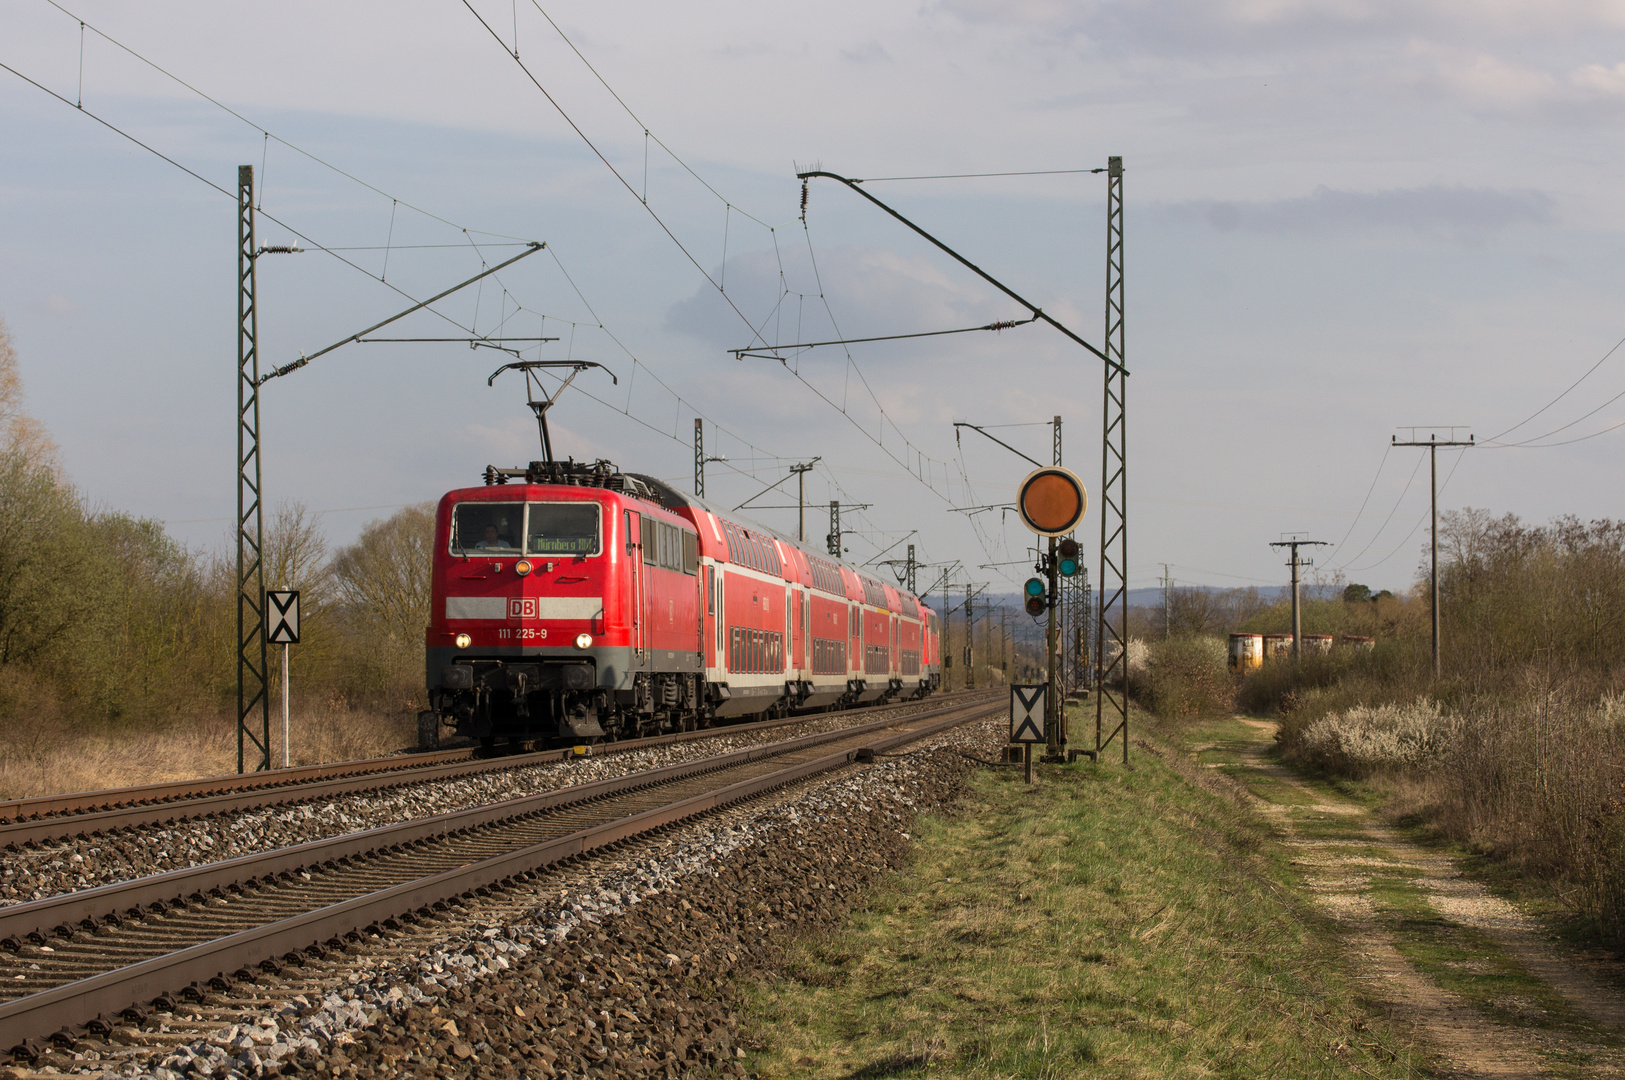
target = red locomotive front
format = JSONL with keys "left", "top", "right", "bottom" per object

{"left": 422, "top": 462, "right": 702, "bottom": 748}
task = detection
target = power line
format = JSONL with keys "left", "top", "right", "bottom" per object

{"left": 461, "top": 2, "right": 977, "bottom": 508}
{"left": 1345, "top": 449, "right": 1468, "bottom": 573}
{"left": 12, "top": 8, "right": 840, "bottom": 500}
{"left": 1483, "top": 329, "right": 1625, "bottom": 443}
{"left": 36, "top": 0, "right": 526, "bottom": 241}
{"left": 20, "top": 2, "right": 960, "bottom": 561}
{"left": 1329, "top": 450, "right": 1426, "bottom": 572}
{"left": 459, "top": 0, "right": 772, "bottom": 347}
{"left": 0, "top": 57, "right": 530, "bottom": 348}
{"left": 1484, "top": 378, "right": 1625, "bottom": 447}
{"left": 520, "top": 0, "right": 789, "bottom": 232}
{"left": 1, "top": 58, "right": 832, "bottom": 520}
{"left": 1321, "top": 445, "right": 1390, "bottom": 565}
{"left": 1496, "top": 414, "right": 1625, "bottom": 448}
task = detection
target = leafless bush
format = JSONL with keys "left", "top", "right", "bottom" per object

{"left": 1297, "top": 698, "right": 1457, "bottom": 773}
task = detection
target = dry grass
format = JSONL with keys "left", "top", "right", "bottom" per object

{"left": 743, "top": 738, "right": 1420, "bottom": 1078}
{"left": 0, "top": 697, "right": 416, "bottom": 801}
{"left": 1269, "top": 677, "right": 1625, "bottom": 943}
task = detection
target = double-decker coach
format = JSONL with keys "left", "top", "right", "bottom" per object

{"left": 422, "top": 459, "right": 941, "bottom": 748}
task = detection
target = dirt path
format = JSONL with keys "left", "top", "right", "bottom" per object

{"left": 1220, "top": 718, "right": 1625, "bottom": 1079}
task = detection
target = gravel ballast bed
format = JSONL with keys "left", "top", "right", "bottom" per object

{"left": 0, "top": 704, "right": 954, "bottom": 906}
{"left": 11, "top": 720, "right": 1005, "bottom": 1080}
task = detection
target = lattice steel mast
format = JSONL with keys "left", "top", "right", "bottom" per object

{"left": 1096, "top": 156, "right": 1129, "bottom": 765}
{"left": 693, "top": 418, "right": 704, "bottom": 498}
{"left": 237, "top": 165, "right": 271, "bottom": 773}
{"left": 1055, "top": 415, "right": 1091, "bottom": 698}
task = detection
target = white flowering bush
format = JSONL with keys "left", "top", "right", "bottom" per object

{"left": 1127, "top": 638, "right": 1150, "bottom": 675}
{"left": 1298, "top": 698, "right": 1457, "bottom": 772}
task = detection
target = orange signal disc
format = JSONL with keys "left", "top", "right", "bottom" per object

{"left": 1017, "top": 467, "right": 1088, "bottom": 536}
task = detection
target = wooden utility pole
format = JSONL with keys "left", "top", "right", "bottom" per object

{"left": 1393, "top": 430, "right": 1474, "bottom": 678}
{"left": 1269, "top": 537, "right": 1328, "bottom": 663}
{"left": 1160, "top": 563, "right": 1172, "bottom": 639}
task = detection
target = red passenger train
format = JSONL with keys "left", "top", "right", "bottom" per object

{"left": 420, "top": 458, "right": 941, "bottom": 747}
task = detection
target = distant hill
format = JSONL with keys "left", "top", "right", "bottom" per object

{"left": 921, "top": 583, "right": 1290, "bottom": 617}
{"left": 1127, "top": 585, "right": 1288, "bottom": 607}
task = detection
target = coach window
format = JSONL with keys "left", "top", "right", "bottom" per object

{"left": 526, "top": 503, "right": 600, "bottom": 556}
{"left": 451, "top": 503, "right": 522, "bottom": 555}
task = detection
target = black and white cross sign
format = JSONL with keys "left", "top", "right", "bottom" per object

{"left": 267, "top": 590, "right": 301, "bottom": 645}
{"left": 1010, "top": 684, "right": 1047, "bottom": 742}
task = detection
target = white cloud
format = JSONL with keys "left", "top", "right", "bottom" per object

{"left": 1173, "top": 184, "right": 1555, "bottom": 243}
{"left": 1413, "top": 44, "right": 1625, "bottom": 117}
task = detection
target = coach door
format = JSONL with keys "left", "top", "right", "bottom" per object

{"left": 625, "top": 511, "right": 647, "bottom": 663}
{"left": 793, "top": 589, "right": 804, "bottom": 671}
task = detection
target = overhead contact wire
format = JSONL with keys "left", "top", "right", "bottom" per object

{"left": 460, "top": 0, "right": 773, "bottom": 353}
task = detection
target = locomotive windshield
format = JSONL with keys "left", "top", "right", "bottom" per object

{"left": 450, "top": 502, "right": 523, "bottom": 554}
{"left": 526, "top": 502, "right": 600, "bottom": 556}
{"left": 448, "top": 501, "right": 601, "bottom": 557}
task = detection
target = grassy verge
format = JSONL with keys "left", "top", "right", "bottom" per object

{"left": 741, "top": 729, "right": 1425, "bottom": 1079}
{"left": 1177, "top": 712, "right": 1624, "bottom": 1073}
{"left": 0, "top": 702, "right": 415, "bottom": 800}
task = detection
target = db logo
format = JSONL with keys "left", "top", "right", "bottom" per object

{"left": 508, "top": 598, "right": 538, "bottom": 620}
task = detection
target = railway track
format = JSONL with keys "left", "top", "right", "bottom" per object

{"left": 0, "top": 694, "right": 1004, "bottom": 1058}
{"left": 0, "top": 691, "right": 996, "bottom": 850}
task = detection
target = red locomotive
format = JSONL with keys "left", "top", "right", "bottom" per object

{"left": 420, "top": 457, "right": 942, "bottom": 748}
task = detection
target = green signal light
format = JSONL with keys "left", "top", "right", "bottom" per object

{"left": 1059, "top": 558, "right": 1079, "bottom": 576}
{"left": 1024, "top": 577, "right": 1045, "bottom": 598}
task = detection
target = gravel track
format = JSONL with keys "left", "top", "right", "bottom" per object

{"left": 3, "top": 718, "right": 1006, "bottom": 1080}
{"left": 0, "top": 701, "right": 958, "bottom": 908}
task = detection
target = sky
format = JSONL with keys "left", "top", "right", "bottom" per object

{"left": 5, "top": 0, "right": 1625, "bottom": 605}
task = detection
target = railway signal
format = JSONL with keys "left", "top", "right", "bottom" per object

{"left": 1024, "top": 578, "right": 1047, "bottom": 616}
{"left": 1015, "top": 466, "right": 1089, "bottom": 761}
{"left": 1057, "top": 537, "right": 1081, "bottom": 577}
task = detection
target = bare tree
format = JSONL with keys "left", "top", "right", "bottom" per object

{"left": 331, "top": 503, "right": 435, "bottom": 651}
{"left": 0, "top": 319, "right": 57, "bottom": 468}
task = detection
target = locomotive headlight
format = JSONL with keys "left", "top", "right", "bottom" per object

{"left": 515, "top": 559, "right": 532, "bottom": 576}
{"left": 454, "top": 633, "right": 472, "bottom": 649}
{"left": 574, "top": 632, "right": 593, "bottom": 650}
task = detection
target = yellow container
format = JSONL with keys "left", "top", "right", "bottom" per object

{"left": 1228, "top": 633, "right": 1263, "bottom": 673}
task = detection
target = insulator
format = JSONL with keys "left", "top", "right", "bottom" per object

{"left": 800, "top": 180, "right": 808, "bottom": 220}
{"left": 483, "top": 465, "right": 497, "bottom": 486}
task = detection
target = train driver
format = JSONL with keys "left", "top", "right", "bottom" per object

{"left": 475, "top": 523, "right": 508, "bottom": 549}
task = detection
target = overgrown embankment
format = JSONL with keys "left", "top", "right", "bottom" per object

{"left": 1129, "top": 507, "right": 1625, "bottom": 945}
{"left": 0, "top": 318, "right": 430, "bottom": 797}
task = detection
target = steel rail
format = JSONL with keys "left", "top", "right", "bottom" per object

{"left": 0, "top": 690, "right": 992, "bottom": 821}
{"left": 0, "top": 698, "right": 1002, "bottom": 1055}
{"left": 0, "top": 695, "right": 993, "bottom": 954}
{"left": 0, "top": 691, "right": 996, "bottom": 847}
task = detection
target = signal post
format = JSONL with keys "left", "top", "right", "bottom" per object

{"left": 1016, "top": 467, "right": 1088, "bottom": 762}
